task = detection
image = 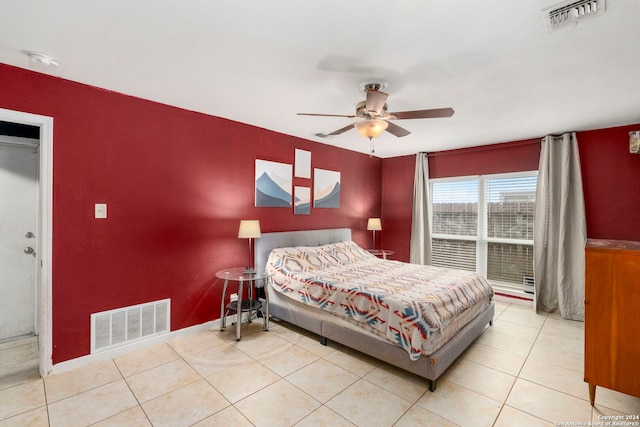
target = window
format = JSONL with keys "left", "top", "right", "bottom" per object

{"left": 430, "top": 172, "right": 537, "bottom": 293}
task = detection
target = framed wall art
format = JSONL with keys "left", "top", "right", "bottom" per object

{"left": 294, "top": 186, "right": 311, "bottom": 215}
{"left": 255, "top": 159, "right": 292, "bottom": 207}
{"left": 313, "top": 168, "right": 340, "bottom": 208}
{"left": 294, "top": 149, "right": 311, "bottom": 179}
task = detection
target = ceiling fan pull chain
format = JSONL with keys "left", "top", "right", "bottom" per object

{"left": 369, "top": 137, "right": 375, "bottom": 156}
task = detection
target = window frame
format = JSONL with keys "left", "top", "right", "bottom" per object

{"left": 429, "top": 170, "right": 538, "bottom": 291}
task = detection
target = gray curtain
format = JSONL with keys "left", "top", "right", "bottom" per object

{"left": 533, "top": 132, "right": 586, "bottom": 321}
{"left": 410, "top": 153, "right": 432, "bottom": 265}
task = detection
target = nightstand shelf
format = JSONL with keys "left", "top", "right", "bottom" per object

{"left": 215, "top": 267, "right": 273, "bottom": 341}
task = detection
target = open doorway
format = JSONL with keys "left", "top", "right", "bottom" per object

{"left": 0, "top": 108, "right": 53, "bottom": 379}
{"left": 0, "top": 122, "right": 40, "bottom": 388}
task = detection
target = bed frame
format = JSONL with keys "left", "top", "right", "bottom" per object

{"left": 255, "top": 228, "right": 494, "bottom": 391}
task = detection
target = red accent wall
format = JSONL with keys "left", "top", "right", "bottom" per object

{"left": 578, "top": 125, "right": 640, "bottom": 241}
{"left": 381, "top": 155, "right": 415, "bottom": 262}
{"left": 428, "top": 139, "right": 541, "bottom": 179}
{"left": 381, "top": 130, "right": 640, "bottom": 261}
{"left": 0, "top": 63, "right": 382, "bottom": 363}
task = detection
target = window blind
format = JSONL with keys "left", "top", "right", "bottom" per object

{"left": 431, "top": 173, "right": 537, "bottom": 291}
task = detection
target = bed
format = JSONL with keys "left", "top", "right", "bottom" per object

{"left": 255, "top": 228, "right": 494, "bottom": 391}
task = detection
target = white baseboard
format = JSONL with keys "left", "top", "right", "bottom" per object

{"left": 50, "top": 319, "right": 221, "bottom": 376}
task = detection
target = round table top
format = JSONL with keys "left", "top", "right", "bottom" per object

{"left": 367, "top": 249, "right": 395, "bottom": 256}
{"left": 215, "top": 267, "right": 273, "bottom": 281}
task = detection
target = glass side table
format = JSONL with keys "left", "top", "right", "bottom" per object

{"left": 366, "top": 249, "right": 395, "bottom": 259}
{"left": 215, "top": 267, "right": 273, "bottom": 341}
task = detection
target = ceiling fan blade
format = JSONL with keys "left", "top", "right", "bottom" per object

{"left": 297, "top": 113, "right": 357, "bottom": 118}
{"left": 365, "top": 90, "right": 388, "bottom": 115}
{"left": 388, "top": 107, "right": 455, "bottom": 120}
{"left": 327, "top": 123, "right": 355, "bottom": 136}
{"left": 385, "top": 121, "right": 411, "bottom": 138}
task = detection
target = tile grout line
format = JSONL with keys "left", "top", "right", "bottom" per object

{"left": 491, "top": 304, "right": 550, "bottom": 425}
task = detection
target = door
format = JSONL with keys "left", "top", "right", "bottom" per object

{"left": 0, "top": 138, "right": 38, "bottom": 341}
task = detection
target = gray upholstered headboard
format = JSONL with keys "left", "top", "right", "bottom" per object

{"left": 254, "top": 228, "right": 352, "bottom": 272}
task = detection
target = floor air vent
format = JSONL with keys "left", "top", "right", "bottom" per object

{"left": 542, "top": 0, "right": 605, "bottom": 32}
{"left": 91, "top": 299, "right": 170, "bottom": 353}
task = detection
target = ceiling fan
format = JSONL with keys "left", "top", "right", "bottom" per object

{"left": 297, "top": 80, "right": 455, "bottom": 141}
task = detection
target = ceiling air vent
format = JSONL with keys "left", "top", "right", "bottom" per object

{"left": 542, "top": 0, "right": 605, "bottom": 31}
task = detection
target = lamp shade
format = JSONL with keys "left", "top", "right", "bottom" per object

{"left": 354, "top": 119, "right": 388, "bottom": 139}
{"left": 238, "top": 220, "right": 261, "bottom": 238}
{"left": 367, "top": 218, "right": 382, "bottom": 231}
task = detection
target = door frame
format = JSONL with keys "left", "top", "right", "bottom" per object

{"left": 0, "top": 107, "right": 53, "bottom": 376}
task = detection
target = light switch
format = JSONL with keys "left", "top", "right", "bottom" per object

{"left": 95, "top": 203, "right": 107, "bottom": 219}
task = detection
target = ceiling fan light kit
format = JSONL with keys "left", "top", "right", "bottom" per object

{"left": 355, "top": 119, "right": 388, "bottom": 139}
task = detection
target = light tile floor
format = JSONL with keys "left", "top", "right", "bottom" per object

{"left": 1, "top": 298, "right": 639, "bottom": 426}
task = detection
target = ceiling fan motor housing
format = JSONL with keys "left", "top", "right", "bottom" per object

{"left": 359, "top": 80, "right": 388, "bottom": 93}
{"left": 355, "top": 101, "right": 389, "bottom": 119}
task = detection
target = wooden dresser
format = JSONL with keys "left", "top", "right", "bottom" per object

{"left": 584, "top": 239, "right": 640, "bottom": 405}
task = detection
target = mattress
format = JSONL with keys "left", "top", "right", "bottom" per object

{"left": 266, "top": 241, "right": 494, "bottom": 360}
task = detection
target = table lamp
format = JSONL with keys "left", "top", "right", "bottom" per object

{"left": 367, "top": 218, "right": 382, "bottom": 250}
{"left": 238, "top": 220, "right": 261, "bottom": 273}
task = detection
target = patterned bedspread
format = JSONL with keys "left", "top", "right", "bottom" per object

{"left": 266, "top": 241, "right": 493, "bottom": 360}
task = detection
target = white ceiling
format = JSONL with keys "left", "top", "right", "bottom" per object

{"left": 1, "top": 0, "right": 639, "bottom": 158}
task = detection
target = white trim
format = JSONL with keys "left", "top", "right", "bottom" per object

{"left": 0, "top": 108, "right": 53, "bottom": 377}
{"left": 52, "top": 319, "right": 220, "bottom": 375}
{"left": 492, "top": 284, "right": 534, "bottom": 301}
{"left": 493, "top": 292, "right": 534, "bottom": 305}
{"left": 431, "top": 234, "right": 477, "bottom": 241}
{"left": 477, "top": 178, "right": 488, "bottom": 277}
{"left": 486, "top": 237, "right": 534, "bottom": 245}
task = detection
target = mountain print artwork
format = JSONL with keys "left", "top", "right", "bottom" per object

{"left": 294, "top": 186, "right": 311, "bottom": 215}
{"left": 313, "top": 168, "right": 340, "bottom": 208}
{"left": 255, "top": 159, "right": 292, "bottom": 207}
